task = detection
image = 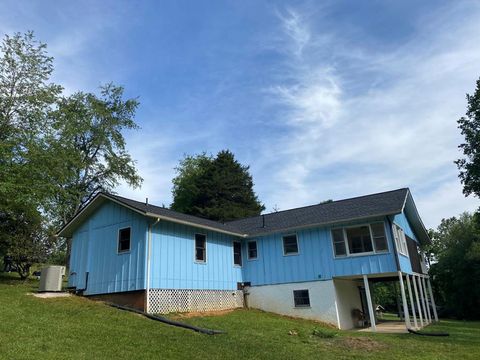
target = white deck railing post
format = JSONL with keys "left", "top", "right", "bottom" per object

{"left": 412, "top": 275, "right": 424, "bottom": 327}
{"left": 422, "top": 277, "right": 432, "bottom": 323}
{"left": 363, "top": 275, "right": 376, "bottom": 332}
{"left": 427, "top": 278, "right": 439, "bottom": 322}
{"left": 406, "top": 275, "right": 418, "bottom": 329}
{"left": 418, "top": 276, "right": 429, "bottom": 324}
{"left": 398, "top": 271, "right": 411, "bottom": 329}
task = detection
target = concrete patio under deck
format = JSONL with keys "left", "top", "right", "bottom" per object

{"left": 358, "top": 321, "right": 408, "bottom": 334}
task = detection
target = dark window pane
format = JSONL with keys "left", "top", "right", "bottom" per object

{"left": 293, "top": 290, "right": 310, "bottom": 307}
{"left": 233, "top": 241, "right": 242, "bottom": 266}
{"left": 248, "top": 241, "right": 257, "bottom": 259}
{"left": 283, "top": 235, "right": 298, "bottom": 254}
{"left": 346, "top": 226, "right": 373, "bottom": 254}
{"left": 195, "top": 234, "right": 206, "bottom": 262}
{"left": 334, "top": 241, "right": 346, "bottom": 256}
{"left": 331, "top": 229, "right": 346, "bottom": 256}
{"left": 118, "top": 228, "right": 131, "bottom": 252}
{"left": 371, "top": 223, "right": 388, "bottom": 252}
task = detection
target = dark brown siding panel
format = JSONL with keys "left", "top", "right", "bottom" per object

{"left": 406, "top": 236, "right": 423, "bottom": 274}
{"left": 88, "top": 290, "right": 145, "bottom": 311}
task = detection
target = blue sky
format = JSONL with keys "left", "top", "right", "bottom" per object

{"left": 2, "top": 0, "right": 480, "bottom": 228}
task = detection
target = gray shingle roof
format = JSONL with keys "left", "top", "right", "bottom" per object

{"left": 106, "top": 193, "right": 244, "bottom": 235}
{"left": 108, "top": 188, "right": 409, "bottom": 237}
{"left": 225, "top": 188, "right": 409, "bottom": 236}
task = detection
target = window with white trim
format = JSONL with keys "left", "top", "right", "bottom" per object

{"left": 371, "top": 223, "right": 388, "bottom": 252}
{"left": 283, "top": 234, "right": 299, "bottom": 255}
{"left": 195, "top": 233, "right": 206, "bottom": 262}
{"left": 332, "top": 229, "right": 347, "bottom": 257}
{"left": 247, "top": 241, "right": 257, "bottom": 260}
{"left": 233, "top": 241, "right": 242, "bottom": 266}
{"left": 331, "top": 222, "right": 388, "bottom": 257}
{"left": 118, "top": 227, "right": 131, "bottom": 253}
{"left": 392, "top": 224, "right": 408, "bottom": 256}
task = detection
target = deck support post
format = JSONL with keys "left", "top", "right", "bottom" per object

{"left": 398, "top": 271, "right": 411, "bottom": 329}
{"left": 406, "top": 275, "right": 418, "bottom": 329}
{"left": 427, "top": 278, "right": 438, "bottom": 322}
{"left": 363, "top": 275, "right": 376, "bottom": 332}
{"left": 422, "top": 277, "right": 432, "bottom": 323}
{"left": 417, "top": 276, "right": 429, "bottom": 324}
{"left": 412, "top": 275, "right": 424, "bottom": 327}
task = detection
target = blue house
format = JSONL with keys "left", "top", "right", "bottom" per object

{"left": 58, "top": 188, "right": 438, "bottom": 330}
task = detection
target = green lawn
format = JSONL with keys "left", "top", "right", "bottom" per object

{"left": 0, "top": 274, "right": 479, "bottom": 359}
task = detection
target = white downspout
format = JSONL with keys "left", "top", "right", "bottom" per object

{"left": 146, "top": 218, "right": 160, "bottom": 314}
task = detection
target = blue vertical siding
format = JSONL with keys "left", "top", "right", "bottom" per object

{"left": 68, "top": 201, "right": 148, "bottom": 295}
{"left": 149, "top": 220, "right": 243, "bottom": 290}
{"left": 68, "top": 198, "right": 423, "bottom": 295}
{"left": 393, "top": 212, "right": 417, "bottom": 241}
{"left": 393, "top": 212, "right": 418, "bottom": 274}
{"left": 242, "top": 217, "right": 398, "bottom": 286}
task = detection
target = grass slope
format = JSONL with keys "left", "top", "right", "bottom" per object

{"left": 0, "top": 274, "right": 479, "bottom": 359}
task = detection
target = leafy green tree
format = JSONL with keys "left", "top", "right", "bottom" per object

{"left": 171, "top": 153, "right": 212, "bottom": 215}
{"left": 0, "top": 205, "right": 48, "bottom": 279}
{"left": 0, "top": 32, "right": 63, "bottom": 276}
{"left": 428, "top": 213, "right": 480, "bottom": 319}
{"left": 171, "top": 150, "right": 265, "bottom": 222}
{"left": 456, "top": 77, "right": 480, "bottom": 198}
{"left": 0, "top": 31, "right": 142, "bottom": 274}
{"left": 45, "top": 84, "right": 143, "bottom": 227}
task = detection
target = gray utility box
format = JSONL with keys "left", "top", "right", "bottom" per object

{"left": 39, "top": 266, "right": 65, "bottom": 292}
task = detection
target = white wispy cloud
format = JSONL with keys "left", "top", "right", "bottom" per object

{"left": 256, "top": 2, "right": 480, "bottom": 227}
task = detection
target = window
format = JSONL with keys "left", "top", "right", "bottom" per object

{"left": 233, "top": 241, "right": 242, "bottom": 266}
{"left": 371, "top": 223, "right": 388, "bottom": 252}
{"left": 283, "top": 234, "right": 299, "bottom": 255}
{"left": 247, "top": 241, "right": 258, "bottom": 260}
{"left": 346, "top": 226, "right": 373, "bottom": 254}
{"left": 331, "top": 222, "right": 389, "bottom": 257}
{"left": 293, "top": 289, "right": 310, "bottom": 307}
{"left": 195, "top": 234, "right": 206, "bottom": 262}
{"left": 332, "top": 228, "right": 347, "bottom": 257}
{"left": 393, "top": 225, "right": 408, "bottom": 256}
{"left": 118, "top": 227, "right": 131, "bottom": 253}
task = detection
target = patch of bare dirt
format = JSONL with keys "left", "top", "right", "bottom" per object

{"left": 339, "top": 337, "right": 387, "bottom": 351}
{"left": 169, "top": 309, "right": 236, "bottom": 319}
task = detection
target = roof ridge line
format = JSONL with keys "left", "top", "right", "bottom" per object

{"left": 226, "top": 187, "right": 409, "bottom": 224}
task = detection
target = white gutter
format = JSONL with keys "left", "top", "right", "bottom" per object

{"left": 145, "top": 217, "right": 160, "bottom": 313}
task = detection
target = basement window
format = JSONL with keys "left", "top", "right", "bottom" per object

{"left": 247, "top": 241, "right": 258, "bottom": 260}
{"left": 233, "top": 241, "right": 242, "bottom": 266}
{"left": 293, "top": 289, "right": 310, "bottom": 307}
{"left": 283, "top": 234, "right": 299, "bottom": 255}
{"left": 195, "top": 233, "right": 207, "bottom": 263}
{"left": 118, "top": 227, "right": 131, "bottom": 253}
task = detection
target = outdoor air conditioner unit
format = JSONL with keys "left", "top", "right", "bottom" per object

{"left": 39, "top": 266, "right": 65, "bottom": 292}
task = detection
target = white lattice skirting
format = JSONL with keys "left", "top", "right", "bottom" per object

{"left": 148, "top": 289, "right": 244, "bottom": 314}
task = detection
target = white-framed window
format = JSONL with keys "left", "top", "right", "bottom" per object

{"left": 282, "top": 234, "right": 299, "bottom": 255}
{"left": 392, "top": 224, "right": 409, "bottom": 256}
{"left": 332, "top": 228, "right": 347, "bottom": 257}
{"left": 247, "top": 240, "right": 258, "bottom": 260}
{"left": 195, "top": 233, "right": 207, "bottom": 263}
{"left": 233, "top": 241, "right": 242, "bottom": 266}
{"left": 293, "top": 289, "right": 310, "bottom": 307}
{"left": 118, "top": 227, "right": 131, "bottom": 253}
{"left": 331, "top": 222, "right": 389, "bottom": 258}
